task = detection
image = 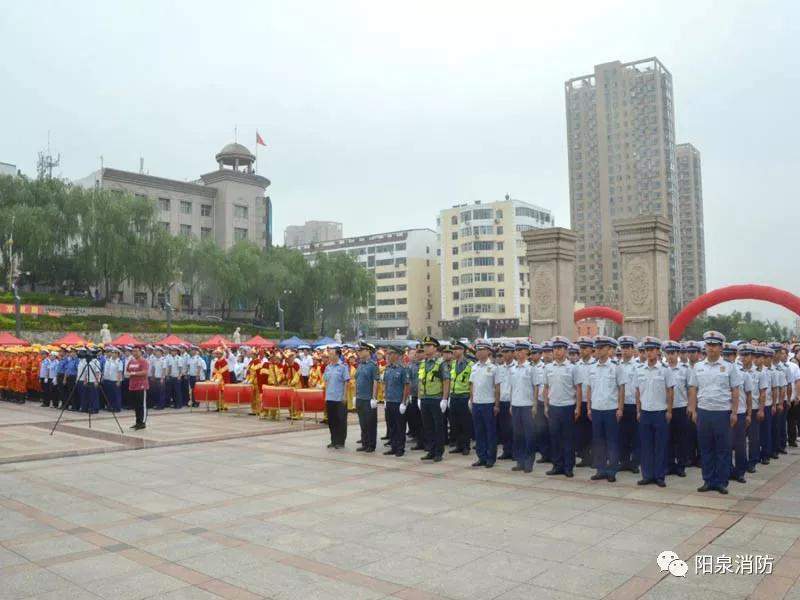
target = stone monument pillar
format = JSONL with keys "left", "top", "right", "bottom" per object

{"left": 614, "top": 216, "right": 671, "bottom": 339}
{"left": 522, "top": 228, "right": 577, "bottom": 342}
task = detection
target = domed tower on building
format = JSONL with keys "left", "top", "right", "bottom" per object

{"left": 199, "top": 141, "right": 271, "bottom": 249}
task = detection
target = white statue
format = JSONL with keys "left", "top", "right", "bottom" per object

{"left": 334, "top": 328, "right": 343, "bottom": 344}
{"left": 100, "top": 323, "right": 112, "bottom": 344}
{"left": 232, "top": 327, "right": 241, "bottom": 344}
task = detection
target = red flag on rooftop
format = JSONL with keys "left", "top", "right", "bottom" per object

{"left": 256, "top": 131, "right": 267, "bottom": 146}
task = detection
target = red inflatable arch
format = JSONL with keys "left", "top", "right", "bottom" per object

{"left": 574, "top": 306, "right": 624, "bottom": 325}
{"left": 670, "top": 284, "right": 800, "bottom": 340}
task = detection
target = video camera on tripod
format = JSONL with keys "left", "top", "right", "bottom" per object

{"left": 76, "top": 347, "right": 101, "bottom": 361}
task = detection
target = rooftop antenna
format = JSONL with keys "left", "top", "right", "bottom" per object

{"left": 36, "top": 130, "right": 60, "bottom": 180}
{"left": 139, "top": 157, "right": 144, "bottom": 174}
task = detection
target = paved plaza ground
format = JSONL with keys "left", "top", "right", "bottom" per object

{"left": 2, "top": 403, "right": 800, "bottom": 599}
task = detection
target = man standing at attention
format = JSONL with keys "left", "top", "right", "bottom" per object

{"left": 417, "top": 337, "right": 450, "bottom": 463}
{"left": 469, "top": 340, "right": 499, "bottom": 468}
{"left": 323, "top": 346, "right": 350, "bottom": 449}
{"left": 543, "top": 336, "right": 583, "bottom": 478}
{"left": 355, "top": 342, "right": 380, "bottom": 453}
{"left": 688, "top": 331, "right": 741, "bottom": 495}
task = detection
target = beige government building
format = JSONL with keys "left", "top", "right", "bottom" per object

{"left": 565, "top": 57, "right": 708, "bottom": 313}
{"left": 438, "top": 196, "right": 553, "bottom": 335}
{"left": 77, "top": 142, "right": 271, "bottom": 307}
{"left": 297, "top": 229, "right": 441, "bottom": 339}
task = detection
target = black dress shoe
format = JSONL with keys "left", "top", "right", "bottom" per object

{"left": 717, "top": 486, "right": 729, "bottom": 495}
{"left": 130, "top": 423, "right": 141, "bottom": 430}
{"left": 733, "top": 476, "right": 746, "bottom": 483}
{"left": 334, "top": 444, "right": 344, "bottom": 449}
{"left": 564, "top": 471, "right": 574, "bottom": 478}
{"left": 545, "top": 468, "right": 563, "bottom": 476}
{"left": 134, "top": 423, "right": 146, "bottom": 430}
{"left": 607, "top": 474, "right": 616, "bottom": 483}
{"left": 462, "top": 448, "right": 470, "bottom": 456}
{"left": 381, "top": 435, "right": 390, "bottom": 440}
{"left": 789, "top": 442, "right": 798, "bottom": 447}
{"left": 655, "top": 480, "right": 666, "bottom": 488}
{"left": 411, "top": 445, "right": 425, "bottom": 451}
{"left": 590, "top": 473, "right": 606, "bottom": 481}
{"left": 356, "top": 447, "right": 367, "bottom": 452}
{"left": 364, "top": 448, "right": 375, "bottom": 453}
{"left": 395, "top": 452, "right": 405, "bottom": 457}
{"left": 449, "top": 447, "right": 463, "bottom": 454}
{"left": 499, "top": 453, "right": 513, "bottom": 460}
{"left": 576, "top": 459, "right": 591, "bottom": 468}
{"left": 630, "top": 466, "right": 640, "bottom": 474}
{"left": 383, "top": 449, "right": 396, "bottom": 456}
{"left": 511, "top": 465, "right": 524, "bottom": 472}
{"left": 779, "top": 449, "right": 788, "bottom": 454}
{"left": 676, "top": 470, "right": 686, "bottom": 478}
{"left": 746, "top": 466, "right": 756, "bottom": 474}
{"left": 761, "top": 458, "right": 770, "bottom": 465}
{"left": 421, "top": 454, "right": 434, "bottom": 460}
{"left": 326, "top": 443, "right": 335, "bottom": 448}
{"left": 524, "top": 466, "right": 533, "bottom": 473}
{"left": 471, "top": 460, "right": 486, "bottom": 467}
{"left": 484, "top": 462, "right": 495, "bottom": 468}
{"left": 697, "top": 484, "right": 712, "bottom": 492}
{"left": 771, "top": 453, "right": 780, "bottom": 459}
{"left": 433, "top": 456, "right": 443, "bottom": 462}
{"left": 637, "top": 479, "right": 652, "bottom": 486}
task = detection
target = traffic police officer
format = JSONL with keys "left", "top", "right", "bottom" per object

{"left": 688, "top": 331, "right": 741, "bottom": 494}
{"left": 382, "top": 345, "right": 410, "bottom": 456}
{"left": 448, "top": 341, "right": 474, "bottom": 455}
{"left": 469, "top": 340, "right": 499, "bottom": 468}
{"left": 355, "top": 341, "right": 380, "bottom": 453}
{"left": 586, "top": 336, "right": 624, "bottom": 483}
{"left": 543, "top": 336, "right": 583, "bottom": 477}
{"left": 418, "top": 336, "right": 450, "bottom": 462}
{"left": 636, "top": 336, "right": 675, "bottom": 487}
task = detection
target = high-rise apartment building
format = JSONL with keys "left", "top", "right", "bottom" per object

{"left": 676, "top": 143, "right": 706, "bottom": 306}
{"left": 438, "top": 197, "right": 553, "bottom": 336}
{"left": 284, "top": 220, "right": 343, "bottom": 248}
{"left": 566, "top": 58, "right": 683, "bottom": 312}
{"left": 298, "top": 229, "right": 440, "bottom": 339}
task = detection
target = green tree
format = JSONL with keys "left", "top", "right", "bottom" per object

{"left": 442, "top": 318, "right": 479, "bottom": 340}
{"left": 130, "top": 224, "right": 185, "bottom": 307}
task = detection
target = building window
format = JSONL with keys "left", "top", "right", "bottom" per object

{"left": 201, "top": 204, "right": 212, "bottom": 217}
{"left": 158, "top": 197, "right": 170, "bottom": 212}
{"left": 180, "top": 224, "right": 192, "bottom": 237}
{"left": 234, "top": 227, "right": 248, "bottom": 241}
{"left": 180, "top": 200, "right": 192, "bottom": 215}
{"left": 159, "top": 221, "right": 170, "bottom": 232}
{"left": 134, "top": 292, "right": 147, "bottom": 306}
{"left": 451, "top": 232, "right": 458, "bottom": 240}
{"left": 497, "top": 226, "right": 503, "bottom": 235}
{"left": 452, "top": 261, "right": 459, "bottom": 270}
{"left": 498, "top": 258, "right": 504, "bottom": 266}
{"left": 234, "top": 205, "right": 248, "bottom": 219}
{"left": 201, "top": 227, "right": 213, "bottom": 240}
{"left": 495, "top": 210, "right": 503, "bottom": 219}
{"left": 452, "top": 247, "right": 458, "bottom": 255}
{"left": 451, "top": 216, "right": 458, "bottom": 225}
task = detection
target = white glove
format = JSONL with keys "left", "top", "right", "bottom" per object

{"left": 399, "top": 402, "right": 407, "bottom": 415}
{"left": 417, "top": 399, "right": 421, "bottom": 411}
{"left": 370, "top": 398, "right": 377, "bottom": 409}
{"left": 440, "top": 398, "right": 448, "bottom": 413}
{"left": 447, "top": 398, "right": 451, "bottom": 410}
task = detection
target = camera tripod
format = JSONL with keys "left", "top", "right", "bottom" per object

{"left": 50, "top": 359, "right": 124, "bottom": 436}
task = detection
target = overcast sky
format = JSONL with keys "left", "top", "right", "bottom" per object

{"left": 2, "top": 1, "right": 799, "bottom": 324}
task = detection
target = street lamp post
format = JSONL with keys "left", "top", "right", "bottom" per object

{"left": 12, "top": 282, "right": 21, "bottom": 339}
{"left": 278, "top": 289, "right": 292, "bottom": 339}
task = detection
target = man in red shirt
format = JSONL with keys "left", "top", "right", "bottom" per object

{"left": 125, "top": 347, "right": 150, "bottom": 430}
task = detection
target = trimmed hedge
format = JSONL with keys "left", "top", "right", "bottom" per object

{"left": 0, "top": 292, "right": 101, "bottom": 307}
{"left": 0, "top": 314, "right": 289, "bottom": 337}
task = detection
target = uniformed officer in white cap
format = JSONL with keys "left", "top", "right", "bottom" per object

{"left": 723, "top": 342, "right": 752, "bottom": 483}
{"left": 617, "top": 336, "right": 640, "bottom": 473}
{"left": 756, "top": 346, "right": 776, "bottom": 464}
{"left": 663, "top": 340, "right": 690, "bottom": 477}
{"left": 768, "top": 342, "right": 789, "bottom": 457}
{"left": 509, "top": 342, "right": 536, "bottom": 473}
{"left": 636, "top": 336, "right": 675, "bottom": 487}
{"left": 495, "top": 342, "right": 516, "bottom": 460}
{"left": 586, "top": 336, "right": 624, "bottom": 482}
{"left": 469, "top": 340, "right": 499, "bottom": 468}
{"left": 688, "top": 331, "right": 741, "bottom": 494}
{"left": 543, "top": 336, "right": 583, "bottom": 477}
{"left": 575, "top": 336, "right": 596, "bottom": 467}
{"left": 534, "top": 341, "right": 553, "bottom": 462}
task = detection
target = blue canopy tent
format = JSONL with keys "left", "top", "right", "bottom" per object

{"left": 278, "top": 335, "right": 306, "bottom": 349}
{"left": 312, "top": 336, "right": 337, "bottom": 348}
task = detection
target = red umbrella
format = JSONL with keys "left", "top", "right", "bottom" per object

{"left": 199, "top": 334, "right": 233, "bottom": 350}
{"left": 156, "top": 334, "right": 190, "bottom": 346}
{"left": 243, "top": 335, "right": 276, "bottom": 349}
{"left": 110, "top": 333, "right": 144, "bottom": 346}
{"left": 0, "top": 331, "right": 29, "bottom": 346}
{"left": 51, "top": 332, "right": 88, "bottom": 346}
